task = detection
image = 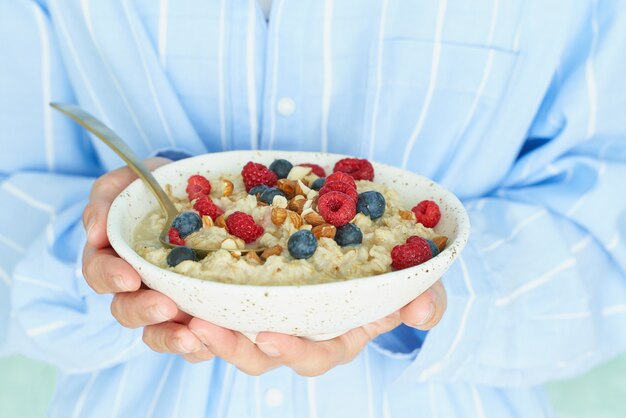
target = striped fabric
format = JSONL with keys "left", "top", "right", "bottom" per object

{"left": 1, "top": 0, "right": 626, "bottom": 417}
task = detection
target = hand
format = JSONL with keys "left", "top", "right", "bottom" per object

{"left": 81, "top": 158, "right": 214, "bottom": 362}
{"left": 186, "top": 280, "right": 446, "bottom": 376}
{"left": 81, "top": 159, "right": 447, "bottom": 375}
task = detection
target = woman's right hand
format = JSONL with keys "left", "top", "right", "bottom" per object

{"left": 81, "top": 158, "right": 214, "bottom": 362}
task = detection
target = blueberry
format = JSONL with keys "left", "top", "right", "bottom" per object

{"left": 425, "top": 239, "right": 439, "bottom": 257}
{"left": 260, "top": 187, "right": 287, "bottom": 205}
{"left": 334, "top": 223, "right": 363, "bottom": 246}
{"left": 287, "top": 230, "right": 318, "bottom": 259}
{"left": 269, "top": 159, "right": 294, "bottom": 179}
{"left": 167, "top": 246, "right": 198, "bottom": 267}
{"left": 171, "top": 211, "right": 202, "bottom": 238}
{"left": 311, "top": 177, "right": 326, "bottom": 191}
{"left": 249, "top": 184, "right": 271, "bottom": 196}
{"left": 356, "top": 191, "right": 386, "bottom": 220}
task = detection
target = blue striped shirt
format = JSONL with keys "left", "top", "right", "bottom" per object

{"left": 2, "top": 0, "right": 626, "bottom": 417}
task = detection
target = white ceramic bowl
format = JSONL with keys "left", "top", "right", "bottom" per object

{"left": 107, "top": 151, "right": 470, "bottom": 341}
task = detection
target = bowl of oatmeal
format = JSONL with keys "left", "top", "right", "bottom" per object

{"left": 107, "top": 151, "right": 469, "bottom": 341}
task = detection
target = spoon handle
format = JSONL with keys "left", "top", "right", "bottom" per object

{"left": 50, "top": 103, "right": 179, "bottom": 220}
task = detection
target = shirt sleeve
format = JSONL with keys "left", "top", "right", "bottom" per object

{"left": 374, "top": 1, "right": 626, "bottom": 387}
{"left": 1, "top": 1, "right": 148, "bottom": 372}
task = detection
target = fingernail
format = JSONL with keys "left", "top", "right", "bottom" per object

{"left": 416, "top": 302, "right": 435, "bottom": 326}
{"left": 257, "top": 342, "right": 281, "bottom": 357}
{"left": 86, "top": 217, "right": 96, "bottom": 240}
{"left": 113, "top": 275, "right": 131, "bottom": 291}
{"left": 150, "top": 305, "right": 171, "bottom": 322}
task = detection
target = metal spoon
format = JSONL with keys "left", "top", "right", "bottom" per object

{"left": 50, "top": 103, "right": 264, "bottom": 257}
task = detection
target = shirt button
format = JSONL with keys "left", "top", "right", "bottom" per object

{"left": 265, "top": 388, "right": 284, "bottom": 407}
{"left": 277, "top": 97, "right": 296, "bottom": 116}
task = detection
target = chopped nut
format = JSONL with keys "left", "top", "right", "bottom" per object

{"left": 433, "top": 236, "right": 448, "bottom": 252}
{"left": 202, "top": 215, "right": 214, "bottom": 228}
{"left": 261, "top": 245, "right": 283, "bottom": 259}
{"left": 230, "top": 252, "right": 241, "bottom": 260}
{"left": 257, "top": 201, "right": 269, "bottom": 207}
{"left": 295, "top": 180, "right": 311, "bottom": 196}
{"left": 272, "top": 195, "right": 289, "bottom": 208}
{"left": 221, "top": 238, "right": 238, "bottom": 250}
{"left": 276, "top": 179, "right": 297, "bottom": 199}
{"left": 215, "top": 214, "right": 227, "bottom": 228}
{"left": 303, "top": 210, "right": 325, "bottom": 226}
{"left": 286, "top": 210, "right": 303, "bottom": 229}
{"left": 246, "top": 251, "right": 263, "bottom": 264}
{"left": 271, "top": 207, "right": 287, "bottom": 225}
{"left": 399, "top": 210, "right": 415, "bottom": 221}
{"left": 312, "top": 223, "right": 336, "bottom": 239}
{"left": 288, "top": 196, "right": 306, "bottom": 214}
{"left": 287, "top": 166, "right": 312, "bottom": 181}
{"left": 221, "top": 179, "right": 234, "bottom": 197}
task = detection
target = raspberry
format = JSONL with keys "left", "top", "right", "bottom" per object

{"left": 318, "top": 181, "right": 359, "bottom": 202}
{"left": 411, "top": 200, "right": 441, "bottom": 228}
{"left": 299, "top": 163, "right": 326, "bottom": 178}
{"left": 317, "top": 191, "right": 357, "bottom": 226}
{"left": 333, "top": 158, "right": 375, "bottom": 181}
{"left": 193, "top": 196, "right": 224, "bottom": 220}
{"left": 407, "top": 235, "right": 438, "bottom": 257}
{"left": 325, "top": 171, "right": 356, "bottom": 188}
{"left": 225, "top": 211, "right": 264, "bottom": 243}
{"left": 186, "top": 175, "right": 211, "bottom": 201}
{"left": 168, "top": 227, "right": 186, "bottom": 246}
{"left": 391, "top": 240, "right": 433, "bottom": 270}
{"left": 241, "top": 162, "right": 278, "bottom": 192}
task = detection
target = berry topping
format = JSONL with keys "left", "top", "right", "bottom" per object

{"left": 225, "top": 211, "right": 264, "bottom": 243}
{"left": 317, "top": 191, "right": 357, "bottom": 226}
{"left": 325, "top": 171, "right": 356, "bottom": 188}
{"left": 269, "top": 159, "right": 294, "bottom": 179}
{"left": 334, "top": 223, "right": 363, "bottom": 247}
{"left": 311, "top": 177, "right": 326, "bottom": 191}
{"left": 333, "top": 158, "right": 374, "bottom": 181}
{"left": 171, "top": 211, "right": 202, "bottom": 238}
{"left": 241, "top": 161, "right": 278, "bottom": 192}
{"left": 249, "top": 184, "right": 271, "bottom": 196}
{"left": 406, "top": 235, "right": 438, "bottom": 257}
{"left": 298, "top": 163, "right": 326, "bottom": 178}
{"left": 186, "top": 175, "right": 211, "bottom": 201}
{"left": 287, "top": 230, "right": 318, "bottom": 259}
{"left": 391, "top": 238, "right": 433, "bottom": 270}
{"left": 259, "top": 187, "right": 288, "bottom": 205}
{"left": 411, "top": 200, "right": 441, "bottom": 228}
{"left": 356, "top": 191, "right": 386, "bottom": 220}
{"left": 168, "top": 227, "right": 186, "bottom": 246}
{"left": 193, "top": 196, "right": 224, "bottom": 220}
{"left": 318, "top": 181, "right": 359, "bottom": 202}
{"left": 167, "top": 246, "right": 198, "bottom": 267}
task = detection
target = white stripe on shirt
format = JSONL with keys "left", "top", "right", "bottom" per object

{"left": 0, "top": 233, "right": 27, "bottom": 254}
{"left": 364, "top": 348, "right": 375, "bottom": 418}
{"left": 146, "top": 356, "right": 175, "bottom": 418}
{"left": 80, "top": 0, "right": 153, "bottom": 152}
{"left": 401, "top": 0, "right": 448, "bottom": 169}
{"left": 26, "top": 320, "right": 68, "bottom": 337}
{"left": 586, "top": 0, "right": 599, "bottom": 139}
{"left": 603, "top": 304, "right": 626, "bottom": 316}
{"left": 0, "top": 267, "right": 11, "bottom": 285}
{"left": 570, "top": 235, "right": 593, "bottom": 253}
{"left": 320, "top": 0, "right": 334, "bottom": 153}
{"left": 122, "top": 0, "right": 177, "bottom": 149}
{"left": 267, "top": 0, "right": 286, "bottom": 150}
{"left": 158, "top": 0, "right": 169, "bottom": 68}
{"left": 495, "top": 258, "right": 577, "bottom": 306}
{"left": 218, "top": 0, "right": 228, "bottom": 150}
{"left": 111, "top": 363, "right": 129, "bottom": 418}
{"left": 71, "top": 371, "right": 99, "bottom": 418}
{"left": 246, "top": 0, "right": 259, "bottom": 149}
{"left": 470, "top": 386, "right": 486, "bottom": 418}
{"left": 33, "top": 3, "right": 54, "bottom": 172}
{"left": 307, "top": 377, "right": 318, "bottom": 418}
{"left": 367, "top": 0, "right": 390, "bottom": 160}
{"left": 480, "top": 209, "right": 547, "bottom": 253}
{"left": 2, "top": 182, "right": 55, "bottom": 214}
{"left": 14, "top": 274, "right": 64, "bottom": 292}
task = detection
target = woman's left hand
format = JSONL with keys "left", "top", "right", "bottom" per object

{"left": 186, "top": 280, "right": 447, "bottom": 376}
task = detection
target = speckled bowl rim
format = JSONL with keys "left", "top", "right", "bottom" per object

{"left": 107, "top": 151, "right": 470, "bottom": 293}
